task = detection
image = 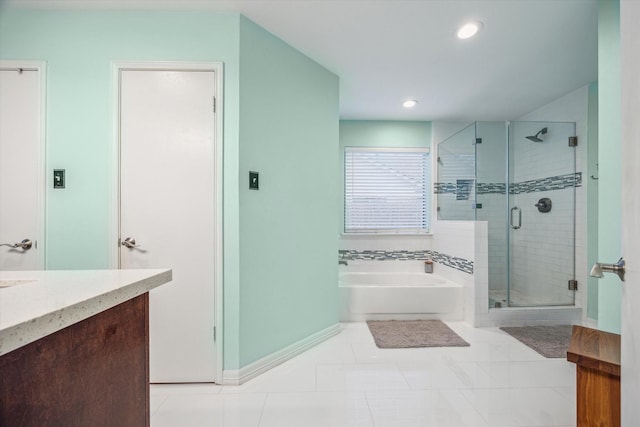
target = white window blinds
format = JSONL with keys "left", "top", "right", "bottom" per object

{"left": 344, "top": 147, "right": 431, "bottom": 233}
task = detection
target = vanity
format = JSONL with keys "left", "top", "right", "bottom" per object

{"left": 567, "top": 325, "right": 621, "bottom": 427}
{"left": 0, "top": 269, "right": 172, "bottom": 427}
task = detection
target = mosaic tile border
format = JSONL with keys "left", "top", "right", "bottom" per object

{"left": 476, "top": 183, "right": 506, "bottom": 194}
{"left": 510, "top": 172, "right": 582, "bottom": 194}
{"left": 433, "top": 182, "right": 457, "bottom": 194}
{"left": 434, "top": 172, "right": 582, "bottom": 196}
{"left": 339, "top": 249, "right": 473, "bottom": 274}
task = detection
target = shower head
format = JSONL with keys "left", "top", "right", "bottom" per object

{"left": 525, "top": 127, "right": 548, "bottom": 142}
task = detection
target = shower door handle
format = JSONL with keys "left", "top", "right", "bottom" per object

{"left": 510, "top": 207, "right": 521, "bottom": 229}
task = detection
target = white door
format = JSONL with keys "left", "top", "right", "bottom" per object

{"left": 119, "top": 68, "right": 217, "bottom": 382}
{"left": 620, "top": 1, "right": 640, "bottom": 422}
{"left": 0, "top": 64, "right": 44, "bottom": 271}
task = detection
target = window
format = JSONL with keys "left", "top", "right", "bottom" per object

{"left": 344, "top": 147, "right": 431, "bottom": 233}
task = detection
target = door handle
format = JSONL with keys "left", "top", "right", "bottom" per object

{"left": 0, "top": 239, "right": 33, "bottom": 250}
{"left": 121, "top": 237, "right": 140, "bottom": 249}
{"left": 510, "top": 207, "right": 521, "bottom": 229}
{"left": 590, "top": 257, "right": 625, "bottom": 282}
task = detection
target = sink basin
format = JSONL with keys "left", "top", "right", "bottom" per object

{"left": 0, "top": 279, "right": 36, "bottom": 288}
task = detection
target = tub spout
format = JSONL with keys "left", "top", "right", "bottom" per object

{"left": 339, "top": 250, "right": 351, "bottom": 266}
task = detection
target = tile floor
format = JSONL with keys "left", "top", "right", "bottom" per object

{"left": 151, "top": 322, "right": 576, "bottom": 427}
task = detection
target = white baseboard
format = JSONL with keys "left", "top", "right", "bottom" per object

{"left": 222, "top": 323, "right": 340, "bottom": 385}
{"left": 584, "top": 317, "right": 598, "bottom": 329}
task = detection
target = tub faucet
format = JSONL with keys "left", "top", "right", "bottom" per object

{"left": 338, "top": 250, "right": 351, "bottom": 266}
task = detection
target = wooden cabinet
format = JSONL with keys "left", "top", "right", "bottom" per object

{"left": 567, "top": 325, "right": 621, "bottom": 427}
{"left": 0, "top": 294, "right": 150, "bottom": 427}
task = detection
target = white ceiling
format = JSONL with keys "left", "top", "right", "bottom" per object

{"left": 6, "top": 0, "right": 598, "bottom": 121}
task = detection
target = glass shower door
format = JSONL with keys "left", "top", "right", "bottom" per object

{"left": 507, "top": 121, "right": 577, "bottom": 307}
{"left": 474, "top": 122, "right": 509, "bottom": 308}
{"left": 436, "top": 123, "right": 477, "bottom": 221}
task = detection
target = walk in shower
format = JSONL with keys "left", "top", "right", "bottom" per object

{"left": 436, "top": 121, "right": 578, "bottom": 308}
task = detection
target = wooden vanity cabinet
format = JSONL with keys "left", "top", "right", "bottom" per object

{"left": 567, "top": 325, "right": 621, "bottom": 427}
{"left": 0, "top": 294, "right": 150, "bottom": 427}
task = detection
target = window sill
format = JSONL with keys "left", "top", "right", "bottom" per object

{"left": 340, "top": 232, "right": 433, "bottom": 237}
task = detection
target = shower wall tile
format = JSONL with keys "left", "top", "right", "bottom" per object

{"left": 436, "top": 193, "right": 476, "bottom": 221}
{"left": 433, "top": 182, "right": 457, "bottom": 194}
{"left": 474, "top": 222, "right": 490, "bottom": 321}
{"left": 476, "top": 193, "right": 507, "bottom": 293}
{"left": 509, "top": 173, "right": 582, "bottom": 194}
{"left": 435, "top": 173, "right": 581, "bottom": 197}
{"left": 475, "top": 122, "right": 508, "bottom": 182}
{"left": 432, "top": 220, "right": 476, "bottom": 262}
{"left": 476, "top": 183, "right": 506, "bottom": 194}
{"left": 510, "top": 187, "right": 576, "bottom": 305}
{"left": 431, "top": 220, "right": 486, "bottom": 325}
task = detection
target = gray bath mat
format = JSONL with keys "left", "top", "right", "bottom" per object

{"left": 500, "top": 325, "right": 573, "bottom": 358}
{"left": 366, "top": 320, "right": 470, "bottom": 348}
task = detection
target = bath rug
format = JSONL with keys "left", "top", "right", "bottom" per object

{"left": 366, "top": 320, "right": 469, "bottom": 348}
{"left": 500, "top": 325, "right": 573, "bottom": 358}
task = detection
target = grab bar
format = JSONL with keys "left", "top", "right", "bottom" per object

{"left": 510, "top": 207, "right": 521, "bottom": 229}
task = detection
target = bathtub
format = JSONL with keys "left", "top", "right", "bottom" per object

{"left": 339, "top": 270, "right": 463, "bottom": 321}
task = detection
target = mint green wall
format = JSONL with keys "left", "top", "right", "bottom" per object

{"left": 0, "top": 8, "right": 241, "bottom": 271}
{"left": 587, "top": 82, "right": 599, "bottom": 320}
{"left": 338, "top": 121, "right": 432, "bottom": 232}
{"left": 0, "top": 8, "right": 340, "bottom": 371}
{"left": 236, "top": 17, "right": 339, "bottom": 367}
{"left": 0, "top": 8, "right": 244, "bottom": 369}
{"left": 597, "top": 0, "right": 622, "bottom": 333}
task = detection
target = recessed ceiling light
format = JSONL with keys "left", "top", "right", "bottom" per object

{"left": 456, "top": 21, "right": 483, "bottom": 40}
{"left": 403, "top": 99, "right": 418, "bottom": 108}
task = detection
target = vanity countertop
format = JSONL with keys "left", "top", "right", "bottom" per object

{"left": 0, "top": 269, "right": 172, "bottom": 356}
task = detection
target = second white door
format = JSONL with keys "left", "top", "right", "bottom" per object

{"left": 119, "top": 68, "right": 217, "bottom": 382}
{"left": 0, "top": 65, "right": 44, "bottom": 271}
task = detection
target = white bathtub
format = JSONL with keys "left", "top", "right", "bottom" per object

{"left": 339, "top": 271, "right": 463, "bottom": 321}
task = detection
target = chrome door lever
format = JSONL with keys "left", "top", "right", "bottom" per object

{"left": 121, "top": 237, "right": 140, "bottom": 249}
{"left": 590, "top": 257, "right": 625, "bottom": 282}
{"left": 0, "top": 239, "right": 33, "bottom": 250}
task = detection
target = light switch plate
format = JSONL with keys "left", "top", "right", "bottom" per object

{"left": 53, "top": 169, "right": 65, "bottom": 189}
{"left": 249, "top": 171, "right": 259, "bottom": 190}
